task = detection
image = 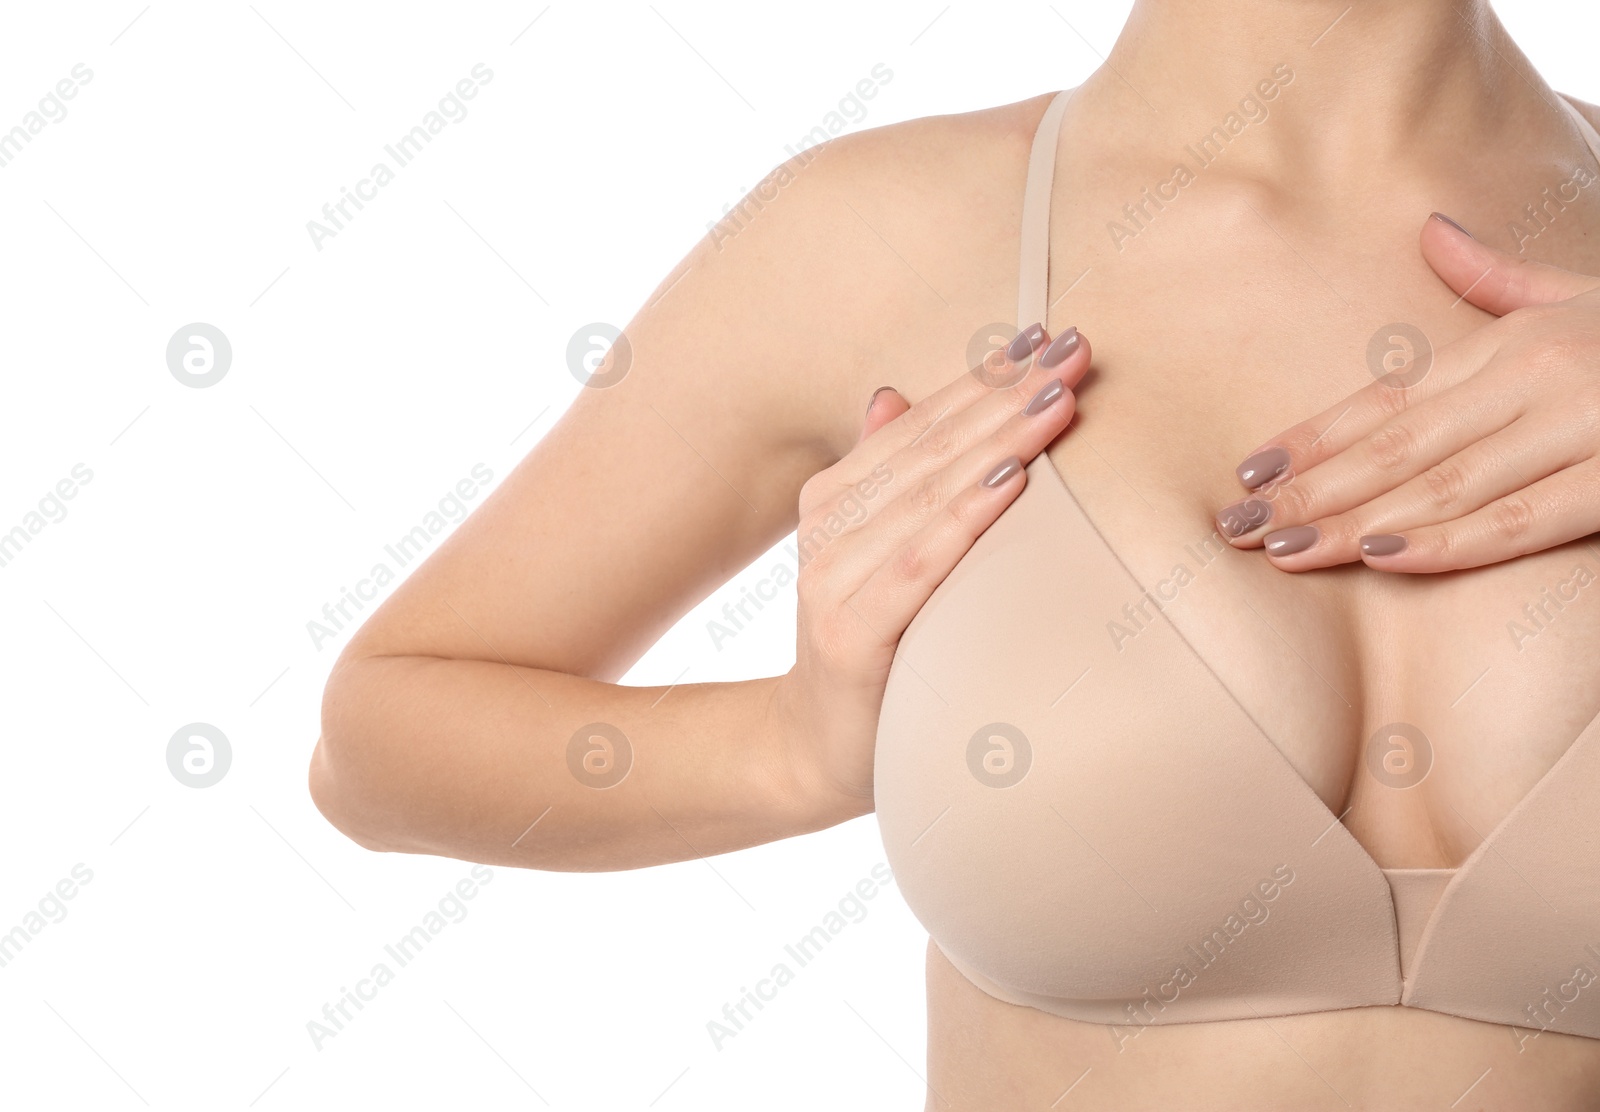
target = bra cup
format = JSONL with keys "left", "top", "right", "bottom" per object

{"left": 1401, "top": 723, "right": 1600, "bottom": 1037}
{"left": 873, "top": 85, "right": 1600, "bottom": 1036}
{"left": 874, "top": 458, "right": 1402, "bottom": 1024}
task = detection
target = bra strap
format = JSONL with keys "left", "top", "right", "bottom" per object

{"left": 1016, "top": 89, "right": 1076, "bottom": 331}
{"left": 1557, "top": 93, "right": 1600, "bottom": 167}
{"left": 1016, "top": 92, "right": 1600, "bottom": 326}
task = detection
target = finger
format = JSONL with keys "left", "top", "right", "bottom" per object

{"left": 1216, "top": 373, "right": 1523, "bottom": 545}
{"left": 1421, "top": 211, "right": 1600, "bottom": 314}
{"left": 1354, "top": 460, "right": 1600, "bottom": 573}
{"left": 843, "top": 454, "right": 1033, "bottom": 642}
{"left": 820, "top": 369, "right": 1079, "bottom": 584}
{"left": 1253, "top": 416, "right": 1578, "bottom": 571}
{"left": 802, "top": 384, "right": 913, "bottom": 520}
{"left": 862, "top": 386, "right": 909, "bottom": 440}
{"left": 819, "top": 323, "right": 1089, "bottom": 528}
{"left": 872, "top": 328, "right": 1087, "bottom": 489}
{"left": 832, "top": 322, "right": 1089, "bottom": 489}
{"left": 1230, "top": 327, "right": 1511, "bottom": 496}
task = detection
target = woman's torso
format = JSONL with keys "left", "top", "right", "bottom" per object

{"left": 839, "top": 80, "right": 1600, "bottom": 1109}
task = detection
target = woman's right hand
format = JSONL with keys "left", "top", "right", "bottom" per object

{"left": 768, "top": 324, "right": 1093, "bottom": 808}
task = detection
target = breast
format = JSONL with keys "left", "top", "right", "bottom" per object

{"left": 873, "top": 453, "right": 1408, "bottom": 1025}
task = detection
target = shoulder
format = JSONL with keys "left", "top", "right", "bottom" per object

{"left": 804, "top": 90, "right": 1059, "bottom": 188}
{"left": 704, "top": 88, "right": 1061, "bottom": 287}
{"left": 764, "top": 91, "right": 1060, "bottom": 268}
{"left": 1559, "top": 93, "right": 1600, "bottom": 135}
{"left": 668, "top": 92, "right": 1062, "bottom": 459}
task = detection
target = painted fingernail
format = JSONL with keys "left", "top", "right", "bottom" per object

{"left": 1237, "top": 447, "right": 1291, "bottom": 489}
{"left": 1430, "top": 212, "right": 1474, "bottom": 240}
{"left": 1006, "top": 323, "right": 1046, "bottom": 362}
{"left": 1023, "top": 378, "right": 1065, "bottom": 416}
{"left": 982, "top": 456, "right": 1022, "bottom": 488}
{"left": 1216, "top": 499, "right": 1271, "bottom": 538}
{"left": 1361, "top": 533, "right": 1407, "bottom": 556}
{"left": 1264, "top": 525, "right": 1319, "bottom": 556}
{"left": 866, "top": 386, "right": 895, "bottom": 417}
{"left": 1038, "top": 327, "right": 1080, "bottom": 368}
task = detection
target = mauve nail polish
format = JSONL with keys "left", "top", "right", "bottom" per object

{"left": 1430, "top": 212, "right": 1474, "bottom": 240}
{"left": 982, "top": 456, "right": 1022, "bottom": 488}
{"left": 1023, "top": 378, "right": 1065, "bottom": 416}
{"left": 1216, "top": 499, "right": 1271, "bottom": 538}
{"left": 1361, "top": 534, "right": 1407, "bottom": 556}
{"left": 1237, "top": 447, "right": 1291, "bottom": 490}
{"left": 1006, "top": 323, "right": 1046, "bottom": 362}
{"left": 1264, "top": 525, "right": 1318, "bottom": 556}
{"left": 1039, "top": 327, "right": 1080, "bottom": 368}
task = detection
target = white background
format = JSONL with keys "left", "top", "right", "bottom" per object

{"left": 1, "top": 2, "right": 1597, "bottom": 1109}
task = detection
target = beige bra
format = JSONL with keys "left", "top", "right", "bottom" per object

{"left": 873, "top": 88, "right": 1600, "bottom": 1038}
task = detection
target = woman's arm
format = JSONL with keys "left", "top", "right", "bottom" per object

{"left": 313, "top": 653, "right": 835, "bottom": 869}
{"left": 308, "top": 136, "right": 877, "bottom": 869}
{"left": 307, "top": 96, "right": 1082, "bottom": 871}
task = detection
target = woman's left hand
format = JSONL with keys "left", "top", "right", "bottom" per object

{"left": 1214, "top": 212, "right": 1600, "bottom": 572}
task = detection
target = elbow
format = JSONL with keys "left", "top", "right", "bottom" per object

{"left": 308, "top": 657, "right": 406, "bottom": 854}
{"left": 307, "top": 732, "right": 396, "bottom": 854}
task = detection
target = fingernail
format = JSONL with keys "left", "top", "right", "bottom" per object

{"left": 1006, "top": 323, "right": 1046, "bottom": 362}
{"left": 1216, "top": 499, "right": 1271, "bottom": 538}
{"left": 981, "top": 456, "right": 1022, "bottom": 488}
{"left": 866, "top": 385, "right": 894, "bottom": 417}
{"left": 1038, "top": 327, "right": 1080, "bottom": 368}
{"left": 1361, "top": 533, "right": 1407, "bottom": 556}
{"left": 1236, "top": 447, "right": 1291, "bottom": 489}
{"left": 1022, "top": 378, "right": 1065, "bottom": 416}
{"left": 1264, "top": 525, "right": 1319, "bottom": 556}
{"left": 1430, "top": 212, "right": 1474, "bottom": 239}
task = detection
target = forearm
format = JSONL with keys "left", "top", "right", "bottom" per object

{"left": 310, "top": 655, "right": 870, "bottom": 870}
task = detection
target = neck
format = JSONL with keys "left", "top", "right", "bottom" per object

{"left": 1091, "top": 0, "right": 1559, "bottom": 174}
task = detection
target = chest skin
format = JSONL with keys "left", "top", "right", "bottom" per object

{"left": 1040, "top": 172, "right": 1600, "bottom": 871}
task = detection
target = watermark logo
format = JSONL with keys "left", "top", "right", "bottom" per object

{"left": 1108, "top": 64, "right": 1294, "bottom": 251}
{"left": 966, "top": 321, "right": 1031, "bottom": 388}
{"left": 966, "top": 722, "right": 1031, "bottom": 788}
{"left": 706, "top": 862, "right": 895, "bottom": 1049}
{"left": 1509, "top": 170, "right": 1598, "bottom": 254}
{"left": 1517, "top": 942, "right": 1600, "bottom": 1048}
{"left": 706, "top": 63, "right": 894, "bottom": 251}
{"left": 781, "top": 63, "right": 894, "bottom": 162}
{"left": 0, "top": 63, "right": 93, "bottom": 172}
{"left": 1106, "top": 527, "right": 1232, "bottom": 651}
{"left": 1365, "top": 322, "right": 1432, "bottom": 389}
{"left": 1363, "top": 722, "right": 1431, "bottom": 789}
{"left": 1216, "top": 498, "right": 1271, "bottom": 538}
{"left": 306, "top": 866, "right": 494, "bottom": 1050}
{"left": 166, "top": 323, "right": 232, "bottom": 388}
{"left": 1507, "top": 563, "right": 1596, "bottom": 651}
{"left": 306, "top": 63, "right": 493, "bottom": 252}
{"left": 167, "top": 722, "right": 231, "bottom": 788}
{"left": 306, "top": 463, "right": 495, "bottom": 651}
{"left": 1110, "top": 864, "right": 1295, "bottom": 1049}
{"left": 566, "top": 323, "right": 631, "bottom": 388}
{"left": 566, "top": 722, "right": 632, "bottom": 789}
{"left": 0, "top": 863, "right": 94, "bottom": 971}
{"left": 707, "top": 462, "right": 893, "bottom": 650}
{"left": 0, "top": 463, "right": 93, "bottom": 570}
